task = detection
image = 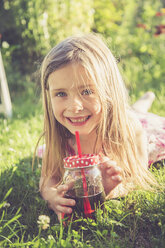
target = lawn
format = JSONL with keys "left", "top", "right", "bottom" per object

{"left": 0, "top": 83, "right": 165, "bottom": 248}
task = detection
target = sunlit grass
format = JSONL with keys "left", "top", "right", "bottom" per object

{"left": 0, "top": 84, "right": 165, "bottom": 247}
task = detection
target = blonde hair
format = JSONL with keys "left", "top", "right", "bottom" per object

{"left": 40, "top": 33, "right": 157, "bottom": 195}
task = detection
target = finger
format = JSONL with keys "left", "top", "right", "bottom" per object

{"left": 111, "top": 175, "right": 122, "bottom": 182}
{"left": 57, "top": 181, "right": 74, "bottom": 195}
{"left": 99, "top": 156, "right": 110, "bottom": 163}
{"left": 65, "top": 180, "right": 75, "bottom": 190}
{"left": 59, "top": 197, "right": 76, "bottom": 207}
{"left": 100, "top": 160, "right": 117, "bottom": 169}
{"left": 106, "top": 166, "right": 122, "bottom": 176}
{"left": 99, "top": 156, "right": 117, "bottom": 165}
{"left": 56, "top": 184, "right": 69, "bottom": 194}
{"left": 56, "top": 204, "right": 73, "bottom": 215}
{"left": 48, "top": 202, "right": 59, "bottom": 215}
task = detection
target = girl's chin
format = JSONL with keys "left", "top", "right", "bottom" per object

{"left": 68, "top": 127, "right": 97, "bottom": 137}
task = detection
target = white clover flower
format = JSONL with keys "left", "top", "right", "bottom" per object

{"left": 37, "top": 215, "right": 50, "bottom": 230}
{"left": 3, "top": 202, "right": 11, "bottom": 208}
{"left": 2, "top": 41, "right": 10, "bottom": 49}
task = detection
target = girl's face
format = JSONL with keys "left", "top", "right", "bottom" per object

{"left": 48, "top": 63, "right": 102, "bottom": 137}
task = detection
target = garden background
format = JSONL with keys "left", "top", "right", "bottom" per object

{"left": 0, "top": 0, "right": 165, "bottom": 247}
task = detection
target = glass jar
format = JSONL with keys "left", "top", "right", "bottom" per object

{"left": 63, "top": 154, "right": 105, "bottom": 219}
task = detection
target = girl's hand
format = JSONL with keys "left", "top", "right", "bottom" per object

{"left": 47, "top": 181, "right": 76, "bottom": 222}
{"left": 99, "top": 156, "right": 122, "bottom": 196}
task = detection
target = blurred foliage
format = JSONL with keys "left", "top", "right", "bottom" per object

{"left": 93, "top": 0, "right": 165, "bottom": 95}
{"left": 0, "top": 0, "right": 165, "bottom": 97}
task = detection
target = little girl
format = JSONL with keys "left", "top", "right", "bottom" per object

{"left": 38, "top": 33, "right": 161, "bottom": 221}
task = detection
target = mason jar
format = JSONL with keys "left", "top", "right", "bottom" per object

{"left": 63, "top": 154, "right": 105, "bottom": 219}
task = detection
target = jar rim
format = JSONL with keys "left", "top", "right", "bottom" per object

{"left": 63, "top": 154, "right": 100, "bottom": 169}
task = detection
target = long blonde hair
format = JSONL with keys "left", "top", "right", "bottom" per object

{"left": 40, "top": 33, "right": 157, "bottom": 194}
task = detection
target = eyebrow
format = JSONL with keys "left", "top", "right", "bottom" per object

{"left": 78, "top": 84, "right": 94, "bottom": 89}
{"left": 50, "top": 84, "right": 94, "bottom": 92}
{"left": 50, "top": 88, "right": 66, "bottom": 92}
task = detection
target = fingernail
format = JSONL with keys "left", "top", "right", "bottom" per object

{"left": 68, "top": 208, "right": 72, "bottom": 214}
{"left": 112, "top": 175, "right": 122, "bottom": 181}
{"left": 112, "top": 175, "right": 118, "bottom": 180}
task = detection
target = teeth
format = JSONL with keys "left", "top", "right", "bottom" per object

{"left": 69, "top": 117, "right": 88, "bottom": 123}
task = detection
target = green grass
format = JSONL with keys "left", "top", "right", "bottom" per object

{"left": 0, "top": 84, "right": 165, "bottom": 248}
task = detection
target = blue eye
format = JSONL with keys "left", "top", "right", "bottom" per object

{"left": 56, "top": 92, "right": 67, "bottom": 97}
{"left": 82, "top": 89, "right": 93, "bottom": 95}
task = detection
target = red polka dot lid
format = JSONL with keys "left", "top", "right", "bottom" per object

{"left": 63, "top": 154, "right": 100, "bottom": 169}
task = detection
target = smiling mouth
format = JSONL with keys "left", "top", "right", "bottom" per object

{"left": 67, "top": 116, "right": 91, "bottom": 124}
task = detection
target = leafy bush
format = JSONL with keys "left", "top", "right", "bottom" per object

{"left": 0, "top": 0, "right": 93, "bottom": 74}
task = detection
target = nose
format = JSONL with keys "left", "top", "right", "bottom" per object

{"left": 67, "top": 95, "right": 84, "bottom": 113}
